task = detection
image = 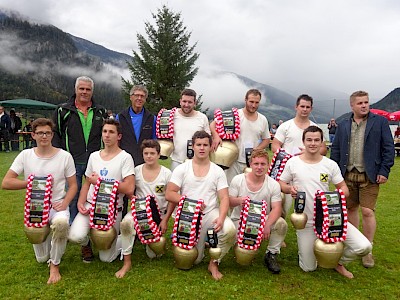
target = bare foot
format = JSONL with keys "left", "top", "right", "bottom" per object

{"left": 47, "top": 263, "right": 62, "bottom": 284}
{"left": 335, "top": 264, "right": 354, "bottom": 279}
{"left": 208, "top": 260, "right": 223, "bottom": 280}
{"left": 281, "top": 241, "right": 287, "bottom": 248}
{"left": 115, "top": 257, "right": 132, "bottom": 278}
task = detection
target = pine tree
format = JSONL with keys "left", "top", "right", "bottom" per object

{"left": 122, "top": 5, "right": 199, "bottom": 113}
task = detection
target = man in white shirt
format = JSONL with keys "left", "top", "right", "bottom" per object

{"left": 166, "top": 130, "right": 236, "bottom": 280}
{"left": 170, "top": 88, "right": 210, "bottom": 171}
{"left": 279, "top": 126, "right": 371, "bottom": 278}
{"left": 272, "top": 94, "right": 327, "bottom": 220}
{"left": 229, "top": 149, "right": 287, "bottom": 274}
{"left": 2, "top": 118, "right": 77, "bottom": 284}
{"left": 211, "top": 89, "right": 270, "bottom": 183}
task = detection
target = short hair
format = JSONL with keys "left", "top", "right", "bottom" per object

{"left": 130, "top": 85, "right": 148, "bottom": 97}
{"left": 102, "top": 118, "right": 122, "bottom": 134}
{"left": 181, "top": 88, "right": 197, "bottom": 101}
{"left": 245, "top": 89, "right": 261, "bottom": 99}
{"left": 141, "top": 139, "right": 161, "bottom": 154}
{"left": 250, "top": 149, "right": 269, "bottom": 164}
{"left": 192, "top": 130, "right": 212, "bottom": 145}
{"left": 75, "top": 76, "right": 94, "bottom": 91}
{"left": 32, "top": 118, "right": 55, "bottom": 132}
{"left": 350, "top": 90, "right": 369, "bottom": 103}
{"left": 302, "top": 125, "right": 323, "bottom": 141}
{"left": 296, "top": 94, "right": 313, "bottom": 106}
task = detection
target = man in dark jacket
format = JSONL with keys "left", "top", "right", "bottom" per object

{"left": 116, "top": 84, "right": 156, "bottom": 217}
{"left": 53, "top": 76, "right": 107, "bottom": 224}
{"left": 0, "top": 106, "right": 11, "bottom": 152}
{"left": 9, "top": 109, "right": 22, "bottom": 151}
{"left": 331, "top": 90, "right": 394, "bottom": 269}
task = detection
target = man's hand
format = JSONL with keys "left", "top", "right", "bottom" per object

{"left": 211, "top": 136, "right": 222, "bottom": 151}
{"left": 52, "top": 200, "right": 67, "bottom": 212}
{"left": 88, "top": 172, "right": 100, "bottom": 185}
{"left": 263, "top": 224, "right": 271, "bottom": 240}
{"left": 376, "top": 175, "right": 388, "bottom": 184}
{"left": 213, "top": 216, "right": 225, "bottom": 233}
{"left": 78, "top": 202, "right": 89, "bottom": 215}
{"left": 159, "top": 218, "right": 168, "bottom": 235}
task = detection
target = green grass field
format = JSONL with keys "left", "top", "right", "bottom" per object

{"left": 0, "top": 151, "right": 399, "bottom": 300}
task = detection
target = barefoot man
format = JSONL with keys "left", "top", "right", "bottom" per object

{"left": 2, "top": 118, "right": 77, "bottom": 284}
{"left": 166, "top": 130, "right": 236, "bottom": 280}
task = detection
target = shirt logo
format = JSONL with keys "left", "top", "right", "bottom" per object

{"left": 100, "top": 168, "right": 108, "bottom": 177}
{"left": 320, "top": 173, "right": 328, "bottom": 182}
{"left": 155, "top": 185, "right": 165, "bottom": 193}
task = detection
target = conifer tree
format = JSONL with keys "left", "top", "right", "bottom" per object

{"left": 122, "top": 5, "right": 199, "bottom": 113}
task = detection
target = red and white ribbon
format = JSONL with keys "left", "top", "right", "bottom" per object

{"left": 267, "top": 148, "right": 292, "bottom": 181}
{"left": 89, "top": 178, "right": 120, "bottom": 231}
{"left": 313, "top": 189, "right": 348, "bottom": 243}
{"left": 237, "top": 197, "right": 267, "bottom": 250}
{"left": 172, "top": 195, "right": 204, "bottom": 250}
{"left": 131, "top": 195, "right": 162, "bottom": 244}
{"left": 24, "top": 174, "right": 52, "bottom": 228}
{"left": 214, "top": 108, "right": 240, "bottom": 141}
{"left": 155, "top": 107, "right": 177, "bottom": 139}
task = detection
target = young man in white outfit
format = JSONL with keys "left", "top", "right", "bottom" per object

{"left": 166, "top": 130, "right": 236, "bottom": 280}
{"left": 279, "top": 126, "right": 372, "bottom": 279}
{"left": 2, "top": 118, "right": 77, "bottom": 284}
{"left": 229, "top": 149, "right": 287, "bottom": 274}
{"left": 69, "top": 119, "right": 135, "bottom": 263}
{"left": 116, "top": 139, "right": 172, "bottom": 278}
{"left": 170, "top": 88, "right": 210, "bottom": 171}
{"left": 211, "top": 89, "right": 270, "bottom": 183}
{"left": 272, "top": 94, "right": 327, "bottom": 220}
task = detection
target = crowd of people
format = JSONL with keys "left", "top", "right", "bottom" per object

{"left": 1, "top": 76, "right": 396, "bottom": 284}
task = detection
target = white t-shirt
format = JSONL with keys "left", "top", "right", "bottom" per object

{"left": 235, "top": 109, "right": 270, "bottom": 163}
{"left": 10, "top": 148, "right": 76, "bottom": 203}
{"left": 279, "top": 156, "right": 343, "bottom": 225}
{"left": 134, "top": 164, "right": 171, "bottom": 213}
{"left": 85, "top": 150, "right": 135, "bottom": 208}
{"left": 229, "top": 173, "right": 281, "bottom": 222}
{"left": 171, "top": 110, "right": 210, "bottom": 163}
{"left": 274, "top": 119, "right": 317, "bottom": 155}
{"left": 169, "top": 160, "right": 228, "bottom": 215}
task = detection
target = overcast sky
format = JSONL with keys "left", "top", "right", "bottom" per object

{"left": 1, "top": 0, "right": 400, "bottom": 110}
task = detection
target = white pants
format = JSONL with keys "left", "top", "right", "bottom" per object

{"left": 282, "top": 194, "right": 293, "bottom": 218}
{"left": 119, "top": 212, "right": 166, "bottom": 259}
{"left": 297, "top": 223, "right": 372, "bottom": 272}
{"left": 33, "top": 207, "right": 69, "bottom": 266}
{"left": 225, "top": 161, "right": 247, "bottom": 184}
{"left": 69, "top": 202, "right": 122, "bottom": 262}
{"left": 194, "top": 208, "right": 236, "bottom": 264}
{"left": 233, "top": 216, "right": 287, "bottom": 255}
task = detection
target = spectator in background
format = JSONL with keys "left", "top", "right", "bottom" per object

{"left": 107, "top": 110, "right": 115, "bottom": 119}
{"left": 278, "top": 120, "right": 284, "bottom": 127}
{"left": 327, "top": 118, "right": 338, "bottom": 145}
{"left": 0, "top": 106, "right": 11, "bottom": 152}
{"left": 23, "top": 118, "right": 35, "bottom": 149}
{"left": 9, "top": 109, "right": 22, "bottom": 151}
{"left": 393, "top": 126, "right": 400, "bottom": 156}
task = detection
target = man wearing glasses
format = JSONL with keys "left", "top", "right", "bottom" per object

{"left": 116, "top": 85, "right": 156, "bottom": 218}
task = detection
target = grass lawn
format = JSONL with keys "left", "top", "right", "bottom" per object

{"left": 0, "top": 151, "right": 399, "bottom": 300}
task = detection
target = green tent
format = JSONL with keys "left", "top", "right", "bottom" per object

{"left": 0, "top": 99, "right": 57, "bottom": 110}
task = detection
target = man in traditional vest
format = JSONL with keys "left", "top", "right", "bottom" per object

{"left": 279, "top": 126, "right": 371, "bottom": 278}
{"left": 229, "top": 149, "right": 287, "bottom": 274}
{"left": 331, "top": 90, "right": 394, "bottom": 268}
{"left": 2, "top": 118, "right": 77, "bottom": 284}
{"left": 166, "top": 130, "right": 236, "bottom": 280}
{"left": 211, "top": 89, "right": 270, "bottom": 183}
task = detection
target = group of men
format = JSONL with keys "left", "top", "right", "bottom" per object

{"left": 0, "top": 106, "right": 23, "bottom": 152}
{"left": 1, "top": 76, "right": 395, "bottom": 284}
